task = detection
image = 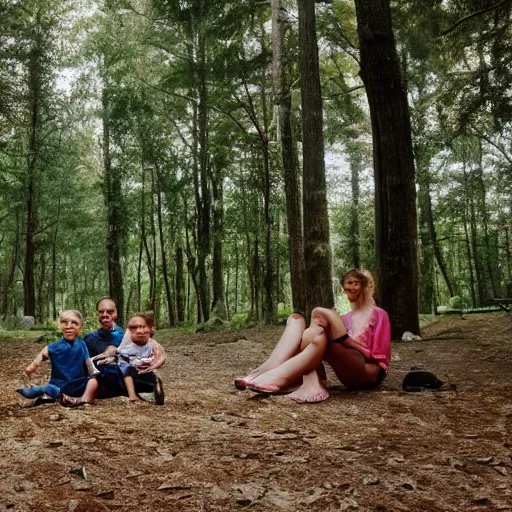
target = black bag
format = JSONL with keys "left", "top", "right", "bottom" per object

{"left": 402, "top": 365, "right": 455, "bottom": 392}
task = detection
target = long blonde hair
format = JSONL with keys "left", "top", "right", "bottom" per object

{"left": 342, "top": 268, "right": 376, "bottom": 338}
{"left": 342, "top": 268, "right": 375, "bottom": 308}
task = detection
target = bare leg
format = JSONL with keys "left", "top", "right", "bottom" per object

{"left": 123, "top": 376, "right": 140, "bottom": 401}
{"left": 81, "top": 378, "right": 99, "bottom": 403}
{"left": 60, "top": 378, "right": 98, "bottom": 407}
{"left": 325, "top": 343, "right": 381, "bottom": 387}
{"left": 252, "top": 308, "right": 347, "bottom": 402}
{"left": 235, "top": 314, "right": 305, "bottom": 388}
{"left": 286, "top": 370, "right": 329, "bottom": 403}
{"left": 249, "top": 323, "right": 327, "bottom": 392}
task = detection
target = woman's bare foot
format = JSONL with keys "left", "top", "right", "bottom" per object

{"left": 286, "top": 371, "right": 329, "bottom": 403}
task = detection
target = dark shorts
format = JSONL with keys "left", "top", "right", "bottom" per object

{"left": 97, "top": 364, "right": 158, "bottom": 397}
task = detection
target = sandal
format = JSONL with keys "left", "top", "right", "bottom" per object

{"left": 246, "top": 382, "right": 283, "bottom": 395}
{"left": 234, "top": 377, "right": 251, "bottom": 391}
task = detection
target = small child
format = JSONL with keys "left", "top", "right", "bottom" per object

{"left": 17, "top": 310, "right": 99, "bottom": 407}
{"left": 116, "top": 313, "right": 156, "bottom": 401}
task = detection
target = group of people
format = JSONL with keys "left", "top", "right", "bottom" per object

{"left": 17, "top": 298, "right": 166, "bottom": 407}
{"left": 17, "top": 268, "right": 391, "bottom": 407}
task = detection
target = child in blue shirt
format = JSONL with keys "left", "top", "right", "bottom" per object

{"left": 17, "top": 310, "right": 99, "bottom": 406}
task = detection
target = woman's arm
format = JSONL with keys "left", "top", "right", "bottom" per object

{"left": 25, "top": 346, "right": 50, "bottom": 376}
{"left": 368, "top": 308, "right": 391, "bottom": 368}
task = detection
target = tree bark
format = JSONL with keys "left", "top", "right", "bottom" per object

{"left": 51, "top": 197, "right": 60, "bottom": 320}
{"left": 3, "top": 212, "right": 20, "bottom": 320}
{"left": 175, "top": 245, "right": 185, "bottom": 323}
{"left": 476, "top": 139, "right": 498, "bottom": 298}
{"left": 273, "top": 0, "right": 306, "bottom": 314}
{"left": 417, "top": 165, "right": 435, "bottom": 314}
{"left": 102, "top": 85, "right": 124, "bottom": 326}
{"left": 156, "top": 165, "right": 175, "bottom": 327}
{"left": 348, "top": 146, "right": 362, "bottom": 268}
{"left": 24, "top": 39, "right": 43, "bottom": 317}
{"left": 192, "top": 9, "right": 211, "bottom": 324}
{"left": 462, "top": 169, "right": 477, "bottom": 308}
{"left": 298, "top": 0, "right": 334, "bottom": 319}
{"left": 148, "top": 167, "right": 158, "bottom": 315}
{"left": 354, "top": 0, "right": 420, "bottom": 337}
{"left": 210, "top": 164, "right": 227, "bottom": 319}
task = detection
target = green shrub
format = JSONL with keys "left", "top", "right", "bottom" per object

{"left": 449, "top": 296, "right": 463, "bottom": 309}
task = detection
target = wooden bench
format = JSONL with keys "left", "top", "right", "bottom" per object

{"left": 493, "top": 298, "right": 512, "bottom": 313}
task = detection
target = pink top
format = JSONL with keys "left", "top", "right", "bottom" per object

{"left": 342, "top": 306, "right": 391, "bottom": 369}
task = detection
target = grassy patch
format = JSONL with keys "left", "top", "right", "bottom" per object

{"left": 0, "top": 329, "right": 48, "bottom": 343}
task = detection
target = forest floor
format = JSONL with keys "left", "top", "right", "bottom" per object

{"left": 0, "top": 312, "right": 511, "bottom": 512}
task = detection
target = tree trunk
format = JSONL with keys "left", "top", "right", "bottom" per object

{"left": 476, "top": 139, "right": 498, "bottom": 298}
{"left": 137, "top": 162, "right": 146, "bottom": 312}
{"left": 417, "top": 168, "right": 435, "bottom": 314}
{"left": 262, "top": 146, "right": 275, "bottom": 324}
{"left": 348, "top": 146, "right": 362, "bottom": 268}
{"left": 183, "top": 194, "right": 202, "bottom": 324}
{"left": 354, "top": 0, "right": 419, "bottom": 338}
{"left": 191, "top": 13, "right": 210, "bottom": 324}
{"left": 210, "top": 165, "right": 226, "bottom": 319}
{"left": 416, "top": 151, "right": 454, "bottom": 311}
{"left": 24, "top": 40, "right": 43, "bottom": 317}
{"left": 273, "top": 0, "right": 306, "bottom": 314}
{"left": 463, "top": 162, "right": 486, "bottom": 306}
{"left": 175, "top": 245, "right": 185, "bottom": 323}
{"left": 37, "top": 252, "right": 45, "bottom": 323}
{"left": 126, "top": 281, "right": 135, "bottom": 322}
{"left": 156, "top": 165, "right": 175, "bottom": 327}
{"left": 504, "top": 225, "right": 512, "bottom": 287}
{"left": 149, "top": 167, "right": 158, "bottom": 315}
{"left": 462, "top": 169, "right": 477, "bottom": 308}
{"left": 51, "top": 197, "right": 61, "bottom": 319}
{"left": 298, "top": 0, "right": 334, "bottom": 319}
{"left": 239, "top": 69, "right": 275, "bottom": 323}
{"left": 234, "top": 241, "right": 239, "bottom": 314}
{"left": 102, "top": 86, "right": 124, "bottom": 326}
{"left": 252, "top": 237, "right": 261, "bottom": 321}
{"left": 2, "top": 212, "right": 20, "bottom": 320}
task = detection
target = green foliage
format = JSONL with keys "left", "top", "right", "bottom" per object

{"left": 1, "top": 0, "right": 511, "bottom": 330}
{"left": 229, "top": 313, "right": 257, "bottom": 330}
{"left": 448, "top": 296, "right": 463, "bottom": 309}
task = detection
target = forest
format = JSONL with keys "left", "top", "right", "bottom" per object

{"left": 1, "top": 0, "right": 511, "bottom": 336}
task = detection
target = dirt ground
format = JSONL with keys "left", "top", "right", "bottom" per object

{"left": 0, "top": 313, "right": 511, "bottom": 512}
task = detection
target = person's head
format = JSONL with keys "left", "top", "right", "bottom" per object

{"left": 342, "top": 268, "right": 375, "bottom": 308}
{"left": 59, "top": 310, "right": 83, "bottom": 341}
{"left": 96, "top": 297, "right": 117, "bottom": 331}
{"left": 127, "top": 313, "right": 154, "bottom": 346}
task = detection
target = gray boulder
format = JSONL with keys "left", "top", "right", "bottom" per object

{"left": 18, "top": 316, "right": 35, "bottom": 330}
